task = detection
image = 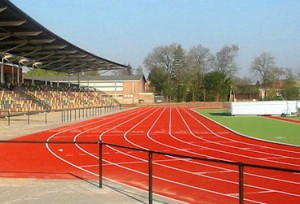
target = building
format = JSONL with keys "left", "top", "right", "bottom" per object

{"left": 24, "top": 75, "right": 154, "bottom": 105}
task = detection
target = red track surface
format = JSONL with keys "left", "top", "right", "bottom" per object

{"left": 1, "top": 107, "right": 300, "bottom": 204}
{"left": 263, "top": 115, "right": 300, "bottom": 124}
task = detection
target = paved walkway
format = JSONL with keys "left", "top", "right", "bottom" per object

{"left": 0, "top": 111, "right": 183, "bottom": 204}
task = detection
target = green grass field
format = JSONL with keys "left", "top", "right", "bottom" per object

{"left": 196, "top": 109, "right": 300, "bottom": 146}
{"left": 287, "top": 116, "right": 300, "bottom": 121}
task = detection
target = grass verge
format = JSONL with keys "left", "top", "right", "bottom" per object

{"left": 196, "top": 109, "right": 300, "bottom": 146}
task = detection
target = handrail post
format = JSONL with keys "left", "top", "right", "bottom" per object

{"left": 8, "top": 110, "right": 10, "bottom": 126}
{"left": 67, "top": 109, "right": 69, "bottom": 122}
{"left": 148, "top": 151, "right": 153, "bottom": 204}
{"left": 45, "top": 111, "right": 47, "bottom": 124}
{"left": 27, "top": 110, "right": 30, "bottom": 125}
{"left": 239, "top": 163, "right": 244, "bottom": 204}
{"left": 99, "top": 140, "right": 103, "bottom": 188}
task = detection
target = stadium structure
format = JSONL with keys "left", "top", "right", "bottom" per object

{"left": 0, "top": 0, "right": 154, "bottom": 115}
{"left": 1, "top": 1, "right": 300, "bottom": 204}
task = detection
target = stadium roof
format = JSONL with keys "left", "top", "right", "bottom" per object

{"left": 0, "top": 0, "right": 127, "bottom": 74}
{"left": 24, "top": 75, "right": 146, "bottom": 83}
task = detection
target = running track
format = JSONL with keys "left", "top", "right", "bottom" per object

{"left": 0, "top": 107, "right": 300, "bottom": 204}
{"left": 263, "top": 115, "right": 300, "bottom": 124}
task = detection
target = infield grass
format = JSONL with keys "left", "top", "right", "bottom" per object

{"left": 196, "top": 109, "right": 300, "bottom": 146}
{"left": 287, "top": 116, "right": 300, "bottom": 121}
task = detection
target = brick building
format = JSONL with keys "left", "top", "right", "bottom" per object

{"left": 24, "top": 75, "right": 154, "bottom": 105}
{"left": 71, "top": 75, "right": 154, "bottom": 105}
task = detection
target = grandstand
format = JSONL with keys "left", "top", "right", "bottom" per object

{"left": 1, "top": 1, "right": 300, "bottom": 204}
{"left": 0, "top": 0, "right": 127, "bottom": 116}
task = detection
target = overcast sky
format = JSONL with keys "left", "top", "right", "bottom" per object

{"left": 11, "top": 0, "right": 300, "bottom": 77}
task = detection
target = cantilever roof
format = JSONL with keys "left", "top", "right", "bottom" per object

{"left": 0, "top": 0, "right": 127, "bottom": 73}
{"left": 24, "top": 75, "right": 146, "bottom": 83}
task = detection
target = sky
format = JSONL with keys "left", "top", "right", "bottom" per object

{"left": 10, "top": 0, "right": 300, "bottom": 78}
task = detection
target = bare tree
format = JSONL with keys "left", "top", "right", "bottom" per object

{"left": 134, "top": 66, "right": 144, "bottom": 75}
{"left": 144, "top": 43, "right": 177, "bottom": 76}
{"left": 187, "top": 44, "right": 214, "bottom": 74}
{"left": 186, "top": 45, "right": 214, "bottom": 101}
{"left": 215, "top": 44, "right": 239, "bottom": 77}
{"left": 250, "top": 52, "right": 276, "bottom": 99}
{"left": 144, "top": 43, "right": 178, "bottom": 101}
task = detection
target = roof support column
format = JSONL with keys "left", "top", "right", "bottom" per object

{"left": 56, "top": 72, "right": 60, "bottom": 88}
{"left": 11, "top": 65, "right": 14, "bottom": 84}
{"left": 77, "top": 72, "right": 80, "bottom": 91}
{"left": 44, "top": 70, "right": 48, "bottom": 86}
{"left": 17, "top": 65, "right": 20, "bottom": 85}
{"left": 31, "top": 68, "right": 35, "bottom": 85}
{"left": 1, "top": 57, "right": 4, "bottom": 84}
{"left": 87, "top": 78, "right": 89, "bottom": 92}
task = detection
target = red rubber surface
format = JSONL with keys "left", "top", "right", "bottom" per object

{"left": 263, "top": 115, "right": 300, "bottom": 124}
{"left": 0, "top": 107, "right": 299, "bottom": 204}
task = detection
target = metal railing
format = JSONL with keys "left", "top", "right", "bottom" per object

{"left": 0, "top": 110, "right": 50, "bottom": 125}
{"left": 99, "top": 141, "right": 300, "bottom": 204}
{"left": 0, "top": 105, "right": 122, "bottom": 126}
{"left": 60, "top": 105, "right": 122, "bottom": 123}
{"left": 0, "top": 139, "right": 299, "bottom": 204}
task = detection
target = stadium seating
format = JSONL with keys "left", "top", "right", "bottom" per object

{"left": 0, "top": 90, "right": 43, "bottom": 115}
{"left": 0, "top": 87, "right": 119, "bottom": 116}
{"left": 26, "top": 90, "right": 117, "bottom": 110}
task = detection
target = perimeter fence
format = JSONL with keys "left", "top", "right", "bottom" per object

{"left": 0, "top": 105, "right": 122, "bottom": 126}
{"left": 0, "top": 140, "right": 299, "bottom": 204}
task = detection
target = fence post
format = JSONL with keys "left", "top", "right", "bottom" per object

{"left": 238, "top": 163, "right": 244, "bottom": 204}
{"left": 148, "top": 151, "right": 153, "bottom": 204}
{"left": 99, "top": 140, "right": 103, "bottom": 188}
{"left": 45, "top": 112, "right": 47, "bottom": 124}
{"left": 8, "top": 110, "right": 10, "bottom": 126}
{"left": 27, "top": 110, "right": 30, "bottom": 125}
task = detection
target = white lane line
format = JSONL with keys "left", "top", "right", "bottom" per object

{"left": 191, "top": 108, "right": 300, "bottom": 155}
{"left": 46, "top": 106, "right": 298, "bottom": 203}
{"left": 72, "top": 107, "right": 259, "bottom": 203}
{"left": 178, "top": 107, "right": 300, "bottom": 168}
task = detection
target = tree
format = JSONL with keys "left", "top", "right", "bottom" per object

{"left": 232, "top": 76, "right": 259, "bottom": 100}
{"left": 134, "top": 66, "right": 144, "bottom": 75}
{"left": 188, "top": 44, "right": 214, "bottom": 74}
{"left": 172, "top": 44, "right": 188, "bottom": 101}
{"left": 250, "top": 52, "right": 276, "bottom": 99}
{"left": 215, "top": 44, "right": 239, "bottom": 77}
{"left": 144, "top": 44, "right": 177, "bottom": 76}
{"left": 204, "top": 71, "right": 231, "bottom": 101}
{"left": 148, "top": 66, "right": 168, "bottom": 95}
{"left": 84, "top": 70, "right": 100, "bottom": 76}
{"left": 144, "top": 43, "right": 179, "bottom": 101}
{"left": 283, "top": 69, "right": 299, "bottom": 100}
{"left": 187, "top": 45, "right": 214, "bottom": 101}
{"left": 25, "top": 68, "right": 67, "bottom": 77}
